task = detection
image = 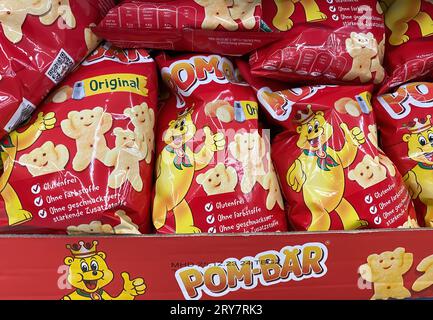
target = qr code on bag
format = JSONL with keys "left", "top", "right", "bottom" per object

{"left": 46, "top": 49, "right": 74, "bottom": 84}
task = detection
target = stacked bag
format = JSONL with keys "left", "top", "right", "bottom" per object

{"left": 1, "top": 0, "right": 433, "bottom": 234}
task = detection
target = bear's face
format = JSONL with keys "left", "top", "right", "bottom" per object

{"left": 230, "top": 131, "right": 266, "bottom": 163}
{"left": 64, "top": 252, "right": 114, "bottom": 293}
{"left": 124, "top": 103, "right": 153, "bottom": 128}
{"left": 19, "top": 141, "right": 57, "bottom": 170}
{"left": 403, "top": 128, "right": 433, "bottom": 165}
{"left": 350, "top": 32, "right": 374, "bottom": 49}
{"left": 348, "top": 155, "right": 387, "bottom": 189}
{"left": 367, "top": 248, "right": 404, "bottom": 274}
{"left": 113, "top": 128, "right": 138, "bottom": 149}
{"left": 196, "top": 163, "right": 237, "bottom": 194}
{"left": 296, "top": 112, "right": 333, "bottom": 151}
{"left": 68, "top": 107, "right": 104, "bottom": 131}
{"left": 164, "top": 110, "right": 196, "bottom": 149}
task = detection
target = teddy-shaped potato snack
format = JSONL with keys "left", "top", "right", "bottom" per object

{"left": 238, "top": 61, "right": 416, "bottom": 231}
{"left": 153, "top": 52, "right": 287, "bottom": 234}
{"left": 0, "top": 44, "right": 157, "bottom": 234}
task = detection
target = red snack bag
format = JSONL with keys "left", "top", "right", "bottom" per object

{"left": 0, "top": 0, "right": 116, "bottom": 140}
{"left": 375, "top": 82, "right": 433, "bottom": 227}
{"left": 94, "top": 0, "right": 283, "bottom": 56}
{"left": 0, "top": 44, "right": 157, "bottom": 234}
{"left": 239, "top": 61, "right": 417, "bottom": 231}
{"left": 153, "top": 53, "right": 287, "bottom": 234}
{"left": 379, "top": 1, "right": 433, "bottom": 92}
{"left": 249, "top": 0, "right": 386, "bottom": 85}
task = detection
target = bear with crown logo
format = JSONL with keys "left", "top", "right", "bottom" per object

{"left": 152, "top": 108, "right": 225, "bottom": 234}
{"left": 402, "top": 115, "right": 433, "bottom": 227}
{"left": 286, "top": 105, "right": 368, "bottom": 231}
{"left": 62, "top": 240, "right": 146, "bottom": 300}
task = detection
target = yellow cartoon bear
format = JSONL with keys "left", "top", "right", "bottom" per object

{"left": 124, "top": 103, "right": 155, "bottom": 164}
{"left": 272, "top": 0, "right": 327, "bottom": 31}
{"left": 359, "top": 247, "right": 413, "bottom": 300}
{"left": 0, "top": 112, "right": 56, "bottom": 226}
{"left": 105, "top": 128, "right": 145, "bottom": 192}
{"left": 286, "top": 105, "right": 368, "bottom": 231}
{"left": 379, "top": 0, "right": 433, "bottom": 46}
{"left": 62, "top": 240, "right": 146, "bottom": 300}
{"left": 401, "top": 115, "right": 433, "bottom": 227}
{"left": 152, "top": 108, "right": 225, "bottom": 233}
{"left": 18, "top": 141, "right": 69, "bottom": 177}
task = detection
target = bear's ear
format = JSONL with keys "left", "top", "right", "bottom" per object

{"left": 316, "top": 111, "right": 324, "bottom": 117}
{"left": 196, "top": 173, "right": 206, "bottom": 185}
{"left": 393, "top": 247, "right": 404, "bottom": 256}
{"left": 18, "top": 154, "right": 29, "bottom": 166}
{"left": 373, "top": 155, "right": 380, "bottom": 163}
{"left": 64, "top": 257, "right": 74, "bottom": 266}
{"left": 42, "top": 141, "right": 55, "bottom": 150}
{"left": 364, "top": 154, "right": 373, "bottom": 162}
{"left": 215, "top": 163, "right": 225, "bottom": 171}
{"left": 367, "top": 32, "right": 373, "bottom": 38}
{"left": 124, "top": 108, "right": 132, "bottom": 117}
{"left": 350, "top": 32, "right": 357, "bottom": 38}
{"left": 348, "top": 169, "right": 357, "bottom": 181}
{"left": 68, "top": 111, "right": 79, "bottom": 120}
{"left": 403, "top": 134, "right": 411, "bottom": 142}
{"left": 97, "top": 251, "right": 106, "bottom": 260}
{"left": 367, "top": 253, "right": 379, "bottom": 265}
{"left": 93, "top": 106, "right": 103, "bottom": 114}
{"left": 296, "top": 126, "right": 303, "bottom": 134}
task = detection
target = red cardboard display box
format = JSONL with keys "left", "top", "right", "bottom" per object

{"left": 1, "top": 229, "right": 432, "bottom": 300}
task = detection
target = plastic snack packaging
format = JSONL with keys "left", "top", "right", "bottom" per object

{"left": 0, "top": 44, "right": 157, "bottom": 234}
{"left": 152, "top": 52, "right": 288, "bottom": 234}
{"left": 375, "top": 82, "right": 433, "bottom": 227}
{"left": 238, "top": 60, "right": 417, "bottom": 231}
{"left": 94, "top": 0, "right": 283, "bottom": 56}
{"left": 249, "top": 0, "right": 386, "bottom": 85}
{"left": 0, "top": 0, "right": 116, "bottom": 141}
{"left": 378, "top": 0, "right": 433, "bottom": 93}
